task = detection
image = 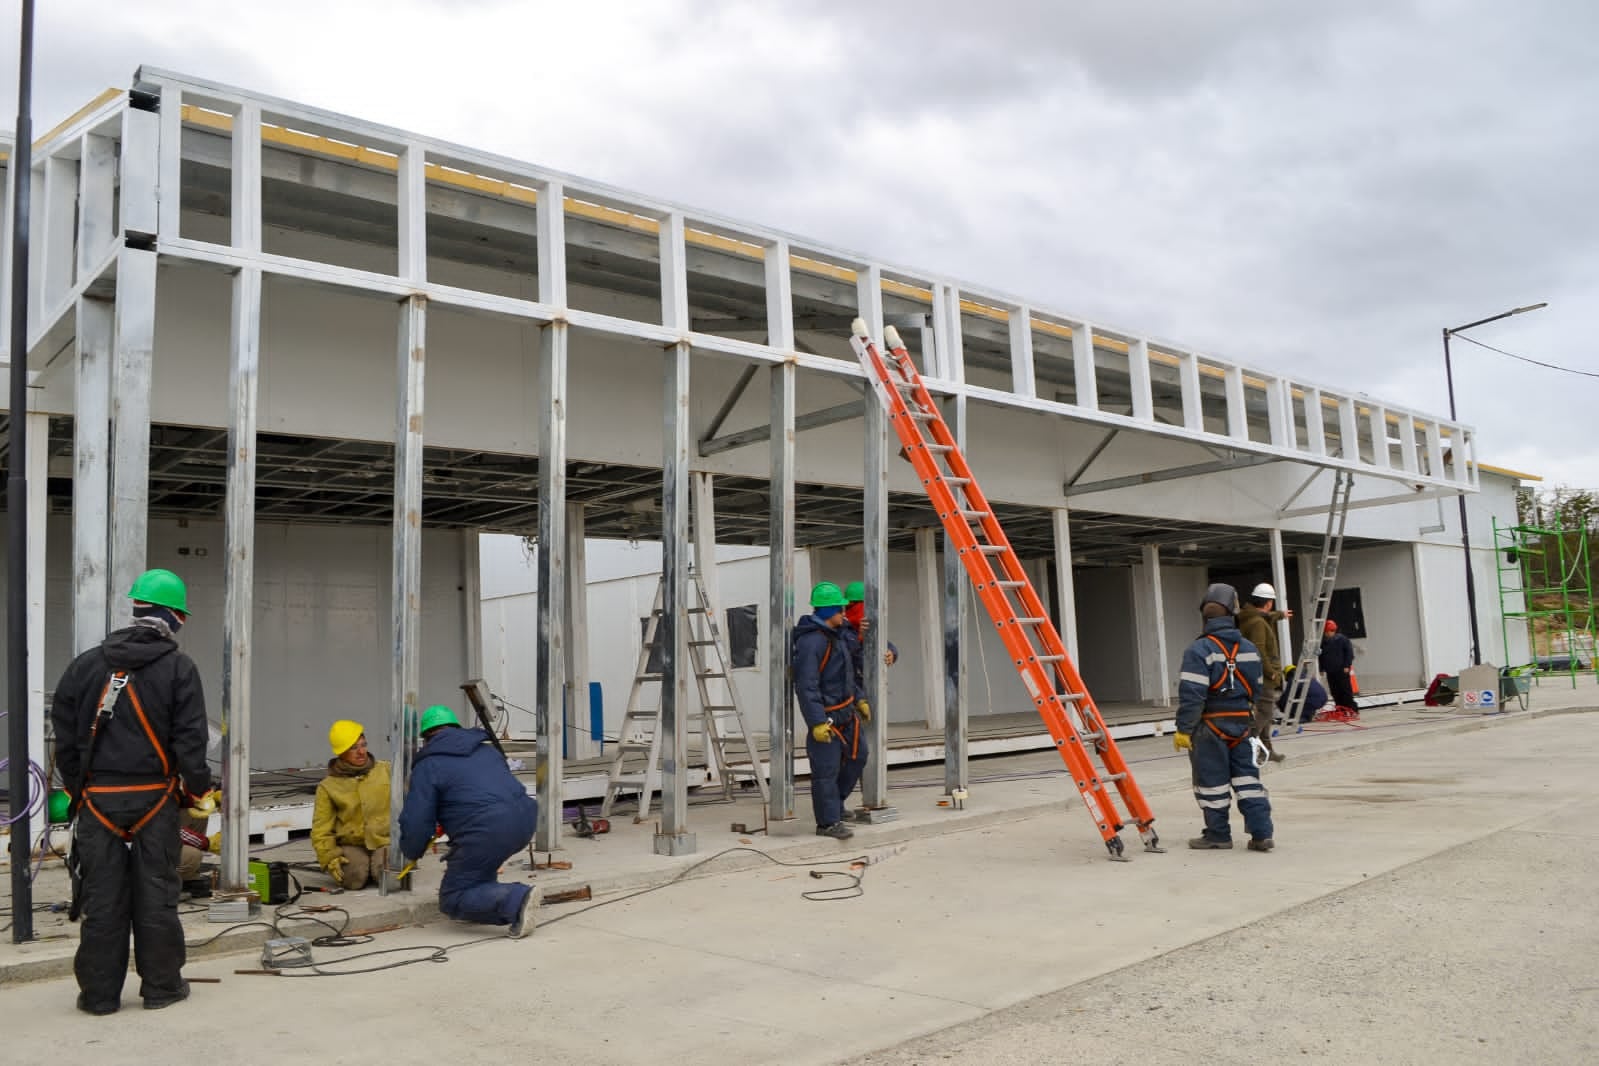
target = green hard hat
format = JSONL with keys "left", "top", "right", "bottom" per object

{"left": 419, "top": 704, "right": 460, "bottom": 734}
{"left": 47, "top": 789, "right": 71, "bottom": 825}
{"left": 844, "top": 581, "right": 866, "bottom": 603}
{"left": 129, "top": 568, "right": 190, "bottom": 614}
{"left": 810, "top": 581, "right": 847, "bottom": 608}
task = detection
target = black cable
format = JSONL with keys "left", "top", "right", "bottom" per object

{"left": 1452, "top": 333, "right": 1599, "bottom": 380}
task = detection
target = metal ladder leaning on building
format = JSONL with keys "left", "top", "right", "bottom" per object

{"left": 1279, "top": 470, "right": 1356, "bottom": 729}
{"left": 848, "top": 319, "right": 1161, "bottom": 861}
{"left": 600, "top": 568, "right": 770, "bottom": 821}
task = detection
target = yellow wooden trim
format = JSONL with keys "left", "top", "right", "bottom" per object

{"left": 1478, "top": 463, "right": 1540, "bottom": 482}
{"left": 35, "top": 87, "right": 124, "bottom": 149}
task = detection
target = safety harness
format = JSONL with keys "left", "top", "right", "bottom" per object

{"left": 1200, "top": 635, "right": 1255, "bottom": 750}
{"left": 76, "top": 671, "right": 179, "bottom": 842}
{"left": 815, "top": 643, "right": 862, "bottom": 758}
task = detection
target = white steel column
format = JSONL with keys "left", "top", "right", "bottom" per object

{"left": 77, "top": 133, "right": 116, "bottom": 276}
{"left": 460, "top": 530, "right": 484, "bottom": 682}
{"left": 109, "top": 244, "right": 157, "bottom": 607}
{"left": 384, "top": 295, "right": 426, "bottom": 893}
{"left": 1269, "top": 527, "right": 1291, "bottom": 672}
{"left": 25, "top": 412, "right": 47, "bottom": 779}
{"left": 563, "top": 503, "right": 594, "bottom": 760}
{"left": 1127, "top": 339, "right": 1154, "bottom": 422}
{"left": 1225, "top": 366, "right": 1249, "bottom": 441}
{"left": 691, "top": 472, "right": 720, "bottom": 787}
{"left": 219, "top": 264, "right": 261, "bottom": 892}
{"left": 943, "top": 395, "right": 969, "bottom": 794}
{"left": 858, "top": 266, "right": 892, "bottom": 812}
{"left": 1179, "top": 352, "right": 1203, "bottom": 431}
{"left": 1051, "top": 507, "right": 1079, "bottom": 663}
{"left": 72, "top": 297, "right": 113, "bottom": 650}
{"left": 1071, "top": 323, "right": 1098, "bottom": 412}
{"left": 38, "top": 156, "right": 78, "bottom": 320}
{"left": 1009, "top": 305, "right": 1035, "bottom": 399}
{"left": 656, "top": 339, "right": 696, "bottom": 855}
{"left": 915, "top": 527, "right": 944, "bottom": 731}
{"left": 767, "top": 361, "right": 797, "bottom": 822}
{"left": 1304, "top": 388, "right": 1327, "bottom": 456}
{"left": 1141, "top": 544, "right": 1171, "bottom": 705}
{"left": 534, "top": 178, "right": 569, "bottom": 846}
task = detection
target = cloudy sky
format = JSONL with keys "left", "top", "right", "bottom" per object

{"left": 7, "top": 1, "right": 1596, "bottom": 487}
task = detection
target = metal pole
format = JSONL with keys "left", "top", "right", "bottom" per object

{"left": 655, "top": 341, "right": 696, "bottom": 855}
{"left": 533, "top": 322, "right": 567, "bottom": 851}
{"left": 766, "top": 363, "right": 796, "bottom": 823}
{"left": 1443, "top": 329, "right": 1481, "bottom": 666}
{"left": 7, "top": 0, "right": 36, "bottom": 943}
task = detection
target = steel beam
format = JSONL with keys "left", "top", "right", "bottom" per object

{"left": 1051, "top": 508, "right": 1079, "bottom": 663}
{"left": 656, "top": 341, "right": 696, "bottom": 855}
{"left": 1280, "top": 486, "right": 1458, "bottom": 521}
{"left": 943, "top": 395, "right": 969, "bottom": 795}
{"left": 697, "top": 399, "right": 862, "bottom": 456}
{"left": 72, "top": 296, "right": 113, "bottom": 650}
{"left": 109, "top": 246, "right": 157, "bottom": 604}
{"left": 1064, "top": 453, "right": 1279, "bottom": 497}
{"left": 219, "top": 264, "right": 261, "bottom": 891}
{"left": 766, "top": 361, "right": 797, "bottom": 822}
{"left": 383, "top": 294, "right": 425, "bottom": 894}
{"left": 533, "top": 321, "right": 567, "bottom": 851}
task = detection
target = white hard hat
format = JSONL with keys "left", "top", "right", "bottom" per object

{"left": 1251, "top": 583, "right": 1277, "bottom": 600}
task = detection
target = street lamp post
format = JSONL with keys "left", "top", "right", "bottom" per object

{"left": 1442, "top": 301, "right": 1548, "bottom": 667}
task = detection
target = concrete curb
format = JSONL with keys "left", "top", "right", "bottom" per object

{"left": 4, "top": 702, "right": 1591, "bottom": 986}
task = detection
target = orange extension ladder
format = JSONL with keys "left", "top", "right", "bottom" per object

{"left": 849, "top": 319, "right": 1163, "bottom": 860}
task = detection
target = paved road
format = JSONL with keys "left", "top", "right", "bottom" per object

{"left": 4, "top": 712, "right": 1596, "bottom": 1065}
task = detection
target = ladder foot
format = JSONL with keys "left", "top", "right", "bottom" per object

{"left": 1105, "top": 835, "right": 1130, "bottom": 862}
{"left": 1141, "top": 827, "right": 1164, "bottom": 854}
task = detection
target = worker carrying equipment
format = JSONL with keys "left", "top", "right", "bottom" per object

{"left": 50, "top": 568, "right": 214, "bottom": 1015}
{"left": 1175, "top": 583, "right": 1274, "bottom": 852}
{"left": 791, "top": 583, "right": 865, "bottom": 840}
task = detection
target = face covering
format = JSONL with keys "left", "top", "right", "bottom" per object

{"left": 814, "top": 605, "right": 843, "bottom": 622}
{"left": 844, "top": 602, "right": 866, "bottom": 627}
{"left": 132, "top": 603, "right": 185, "bottom": 637}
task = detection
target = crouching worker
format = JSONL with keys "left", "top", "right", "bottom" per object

{"left": 312, "top": 719, "right": 392, "bottom": 889}
{"left": 398, "top": 705, "right": 540, "bottom": 938}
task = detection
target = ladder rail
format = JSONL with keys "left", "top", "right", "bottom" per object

{"left": 600, "top": 581, "right": 668, "bottom": 821}
{"left": 1281, "top": 470, "right": 1355, "bottom": 728}
{"left": 853, "top": 320, "right": 1160, "bottom": 860}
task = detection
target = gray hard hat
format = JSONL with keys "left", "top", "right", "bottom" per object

{"left": 1200, "top": 583, "right": 1239, "bottom": 612}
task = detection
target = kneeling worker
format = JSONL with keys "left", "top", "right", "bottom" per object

{"left": 313, "top": 720, "right": 392, "bottom": 889}
{"left": 398, "top": 705, "right": 540, "bottom": 938}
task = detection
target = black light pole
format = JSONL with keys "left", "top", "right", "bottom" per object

{"left": 1442, "top": 301, "right": 1548, "bottom": 667}
{"left": 6, "top": 0, "right": 35, "bottom": 944}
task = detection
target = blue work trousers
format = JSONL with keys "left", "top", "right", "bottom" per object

{"left": 806, "top": 709, "right": 868, "bottom": 827}
{"left": 1190, "top": 716, "right": 1273, "bottom": 842}
{"left": 439, "top": 800, "right": 537, "bottom": 926}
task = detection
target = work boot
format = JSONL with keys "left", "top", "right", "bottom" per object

{"left": 77, "top": 995, "right": 120, "bottom": 1016}
{"left": 143, "top": 980, "right": 190, "bottom": 1010}
{"left": 1248, "top": 838, "right": 1275, "bottom": 852}
{"left": 815, "top": 822, "right": 854, "bottom": 840}
{"left": 509, "top": 884, "right": 542, "bottom": 939}
{"left": 1268, "top": 750, "right": 1287, "bottom": 764}
{"left": 1188, "top": 835, "right": 1233, "bottom": 850}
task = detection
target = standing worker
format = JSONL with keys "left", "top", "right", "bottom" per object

{"left": 1236, "top": 582, "right": 1289, "bottom": 763}
{"left": 398, "top": 706, "right": 540, "bottom": 938}
{"left": 1173, "top": 583, "right": 1274, "bottom": 852}
{"left": 791, "top": 582, "right": 864, "bottom": 840}
{"left": 312, "top": 720, "right": 392, "bottom": 889}
{"left": 1319, "top": 620, "right": 1357, "bottom": 714}
{"left": 50, "top": 569, "right": 217, "bottom": 1015}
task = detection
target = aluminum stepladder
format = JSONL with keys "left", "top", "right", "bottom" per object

{"left": 599, "top": 567, "right": 770, "bottom": 821}
{"left": 848, "top": 320, "right": 1160, "bottom": 860}
{"left": 1279, "top": 469, "right": 1356, "bottom": 730}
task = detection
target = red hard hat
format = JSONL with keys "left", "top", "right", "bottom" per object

{"left": 1324, "top": 620, "right": 1338, "bottom": 633}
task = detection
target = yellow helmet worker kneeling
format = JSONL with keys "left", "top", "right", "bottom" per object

{"left": 312, "top": 719, "right": 392, "bottom": 890}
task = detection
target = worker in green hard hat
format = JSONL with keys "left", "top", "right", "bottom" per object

{"left": 397, "top": 704, "right": 541, "bottom": 938}
{"left": 50, "top": 567, "right": 216, "bottom": 1014}
{"left": 311, "top": 719, "right": 393, "bottom": 889}
{"left": 790, "top": 581, "right": 865, "bottom": 839}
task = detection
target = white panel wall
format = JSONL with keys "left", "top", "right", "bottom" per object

{"left": 1331, "top": 544, "right": 1425, "bottom": 692}
{"left": 1130, "top": 562, "right": 1208, "bottom": 701}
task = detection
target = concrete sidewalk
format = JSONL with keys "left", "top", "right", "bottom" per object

{"left": 3, "top": 676, "right": 1596, "bottom": 991}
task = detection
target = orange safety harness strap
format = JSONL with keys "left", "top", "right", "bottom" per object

{"left": 1204, "top": 635, "right": 1255, "bottom": 700}
{"left": 817, "top": 643, "right": 856, "bottom": 713}
{"left": 77, "top": 670, "right": 177, "bottom": 841}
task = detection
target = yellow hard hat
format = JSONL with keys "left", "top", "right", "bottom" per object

{"left": 328, "top": 719, "right": 365, "bottom": 756}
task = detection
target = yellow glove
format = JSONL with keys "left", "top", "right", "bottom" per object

{"left": 1172, "top": 732, "right": 1192, "bottom": 752}
{"left": 856, "top": 699, "right": 872, "bottom": 723}
{"left": 326, "top": 856, "right": 347, "bottom": 884}
{"left": 191, "top": 789, "right": 221, "bottom": 816}
{"left": 811, "top": 722, "right": 835, "bottom": 743}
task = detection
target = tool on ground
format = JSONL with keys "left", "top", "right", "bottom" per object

{"left": 1280, "top": 470, "right": 1355, "bottom": 728}
{"left": 544, "top": 886, "right": 593, "bottom": 905}
{"left": 600, "top": 566, "right": 769, "bottom": 821}
{"left": 572, "top": 806, "right": 611, "bottom": 838}
{"left": 261, "top": 936, "right": 314, "bottom": 970}
{"left": 849, "top": 319, "right": 1161, "bottom": 860}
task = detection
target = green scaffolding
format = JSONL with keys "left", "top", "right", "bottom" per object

{"left": 1494, "top": 514, "right": 1597, "bottom": 687}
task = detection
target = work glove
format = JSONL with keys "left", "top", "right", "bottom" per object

{"left": 326, "top": 855, "right": 347, "bottom": 884}
{"left": 856, "top": 699, "right": 872, "bottom": 723}
{"left": 191, "top": 789, "right": 221, "bottom": 816}
{"left": 1172, "top": 732, "right": 1192, "bottom": 752}
{"left": 811, "top": 721, "right": 835, "bottom": 743}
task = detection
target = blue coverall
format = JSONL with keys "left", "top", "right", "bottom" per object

{"left": 1176, "top": 617, "right": 1274, "bottom": 843}
{"left": 791, "top": 614, "right": 864, "bottom": 827}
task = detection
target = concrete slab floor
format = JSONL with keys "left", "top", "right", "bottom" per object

{"left": 1, "top": 692, "right": 1597, "bottom": 1063}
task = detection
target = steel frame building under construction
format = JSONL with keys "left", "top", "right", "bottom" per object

{"left": 0, "top": 69, "right": 1521, "bottom": 894}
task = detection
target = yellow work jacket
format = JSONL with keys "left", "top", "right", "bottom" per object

{"left": 310, "top": 758, "right": 392, "bottom": 869}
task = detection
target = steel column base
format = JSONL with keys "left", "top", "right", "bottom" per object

{"left": 851, "top": 806, "right": 900, "bottom": 824}
{"left": 380, "top": 868, "right": 413, "bottom": 894}
{"left": 653, "top": 831, "right": 698, "bottom": 857}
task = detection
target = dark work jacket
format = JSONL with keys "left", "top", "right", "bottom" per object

{"left": 790, "top": 615, "right": 858, "bottom": 728}
{"left": 398, "top": 727, "right": 535, "bottom": 860}
{"left": 1319, "top": 632, "right": 1355, "bottom": 674}
{"left": 50, "top": 624, "right": 211, "bottom": 797}
{"left": 841, "top": 621, "right": 898, "bottom": 694}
